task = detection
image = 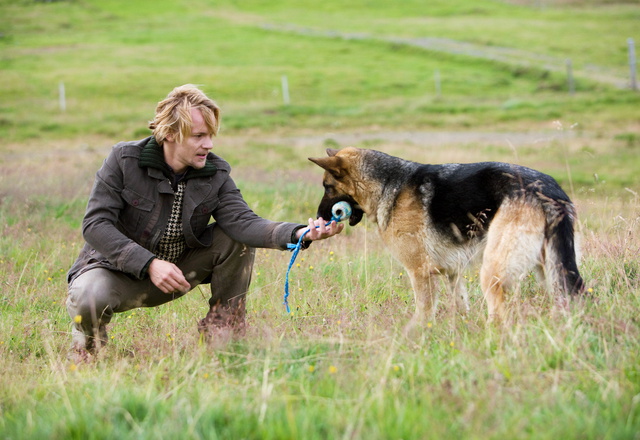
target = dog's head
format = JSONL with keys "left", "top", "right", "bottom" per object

{"left": 308, "top": 147, "right": 365, "bottom": 226}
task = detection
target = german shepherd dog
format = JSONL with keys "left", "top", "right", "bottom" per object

{"left": 309, "top": 147, "right": 584, "bottom": 323}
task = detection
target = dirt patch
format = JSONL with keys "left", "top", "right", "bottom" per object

{"left": 275, "top": 129, "right": 570, "bottom": 148}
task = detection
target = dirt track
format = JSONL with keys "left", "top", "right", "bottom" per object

{"left": 260, "top": 23, "right": 628, "bottom": 88}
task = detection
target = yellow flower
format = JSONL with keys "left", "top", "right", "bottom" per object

{"left": 308, "top": 365, "right": 315, "bottom": 373}
{"left": 69, "top": 363, "right": 78, "bottom": 372}
{"left": 393, "top": 365, "right": 400, "bottom": 372}
{"left": 73, "top": 315, "right": 82, "bottom": 324}
{"left": 328, "top": 365, "right": 337, "bottom": 374}
{"left": 587, "top": 288, "right": 593, "bottom": 293}
{"left": 203, "top": 373, "right": 209, "bottom": 379}
{"left": 329, "top": 251, "right": 334, "bottom": 256}
{"left": 450, "top": 341, "right": 455, "bottom": 347}
{"left": 427, "top": 322, "right": 432, "bottom": 328}
{"left": 309, "top": 266, "right": 314, "bottom": 270}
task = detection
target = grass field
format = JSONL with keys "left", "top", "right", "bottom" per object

{"left": 1, "top": 0, "right": 639, "bottom": 438}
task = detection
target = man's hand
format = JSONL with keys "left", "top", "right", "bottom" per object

{"left": 296, "top": 217, "right": 344, "bottom": 242}
{"left": 148, "top": 259, "right": 191, "bottom": 294}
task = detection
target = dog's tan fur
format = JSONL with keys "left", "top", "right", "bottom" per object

{"left": 310, "top": 147, "right": 584, "bottom": 324}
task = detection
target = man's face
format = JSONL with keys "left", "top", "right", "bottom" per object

{"left": 165, "top": 108, "right": 213, "bottom": 173}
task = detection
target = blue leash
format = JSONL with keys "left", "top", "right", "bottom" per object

{"left": 283, "top": 202, "right": 352, "bottom": 314}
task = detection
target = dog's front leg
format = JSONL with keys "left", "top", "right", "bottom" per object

{"left": 403, "top": 267, "right": 441, "bottom": 334}
{"left": 448, "top": 273, "right": 470, "bottom": 315}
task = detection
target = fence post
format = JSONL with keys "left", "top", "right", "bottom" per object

{"left": 628, "top": 38, "right": 637, "bottom": 91}
{"left": 566, "top": 59, "right": 575, "bottom": 95}
{"left": 281, "top": 75, "right": 290, "bottom": 105}
{"left": 59, "top": 81, "right": 66, "bottom": 111}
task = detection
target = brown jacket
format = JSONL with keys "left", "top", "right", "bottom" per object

{"left": 68, "top": 137, "right": 304, "bottom": 283}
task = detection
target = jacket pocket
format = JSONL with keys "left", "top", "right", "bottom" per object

{"left": 122, "top": 188, "right": 154, "bottom": 211}
{"left": 189, "top": 197, "right": 219, "bottom": 242}
{"left": 121, "top": 187, "right": 155, "bottom": 235}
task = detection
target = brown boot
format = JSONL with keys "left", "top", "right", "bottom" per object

{"left": 198, "top": 299, "right": 246, "bottom": 345}
{"left": 68, "top": 343, "right": 94, "bottom": 364}
{"left": 68, "top": 325, "right": 107, "bottom": 363}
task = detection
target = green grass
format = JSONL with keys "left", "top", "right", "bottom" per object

{"left": 1, "top": 0, "right": 639, "bottom": 143}
{"left": 1, "top": 0, "right": 640, "bottom": 438}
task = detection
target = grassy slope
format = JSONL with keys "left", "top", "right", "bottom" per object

{"left": 0, "top": 0, "right": 639, "bottom": 438}
{"left": 1, "top": 0, "right": 639, "bottom": 142}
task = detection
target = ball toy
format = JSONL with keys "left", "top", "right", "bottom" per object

{"left": 331, "top": 201, "right": 352, "bottom": 222}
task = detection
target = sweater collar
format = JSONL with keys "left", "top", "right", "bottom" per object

{"left": 138, "top": 136, "right": 217, "bottom": 179}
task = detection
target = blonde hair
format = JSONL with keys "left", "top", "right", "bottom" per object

{"left": 148, "top": 84, "right": 220, "bottom": 144}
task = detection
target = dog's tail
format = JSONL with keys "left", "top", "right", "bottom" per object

{"left": 541, "top": 196, "right": 585, "bottom": 295}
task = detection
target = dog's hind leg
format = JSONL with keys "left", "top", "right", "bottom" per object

{"left": 480, "top": 266, "right": 507, "bottom": 323}
{"left": 480, "top": 200, "right": 546, "bottom": 323}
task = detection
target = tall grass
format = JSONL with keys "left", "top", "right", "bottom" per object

{"left": 1, "top": 130, "right": 639, "bottom": 438}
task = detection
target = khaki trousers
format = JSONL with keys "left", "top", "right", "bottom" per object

{"left": 66, "top": 225, "right": 255, "bottom": 346}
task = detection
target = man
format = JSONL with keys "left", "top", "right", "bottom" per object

{"left": 67, "top": 84, "right": 342, "bottom": 356}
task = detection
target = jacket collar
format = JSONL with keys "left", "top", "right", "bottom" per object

{"left": 138, "top": 136, "right": 218, "bottom": 179}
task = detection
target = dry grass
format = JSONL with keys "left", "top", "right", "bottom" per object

{"left": 0, "top": 129, "right": 638, "bottom": 438}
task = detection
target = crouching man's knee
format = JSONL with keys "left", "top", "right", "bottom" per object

{"left": 66, "top": 268, "right": 119, "bottom": 350}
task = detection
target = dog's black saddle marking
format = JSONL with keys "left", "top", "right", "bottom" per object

{"left": 409, "top": 162, "right": 570, "bottom": 243}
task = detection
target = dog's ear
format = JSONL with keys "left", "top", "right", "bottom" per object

{"left": 308, "top": 156, "right": 347, "bottom": 179}
{"left": 326, "top": 148, "right": 339, "bottom": 157}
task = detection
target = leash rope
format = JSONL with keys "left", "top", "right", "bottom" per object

{"left": 283, "top": 202, "right": 351, "bottom": 314}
